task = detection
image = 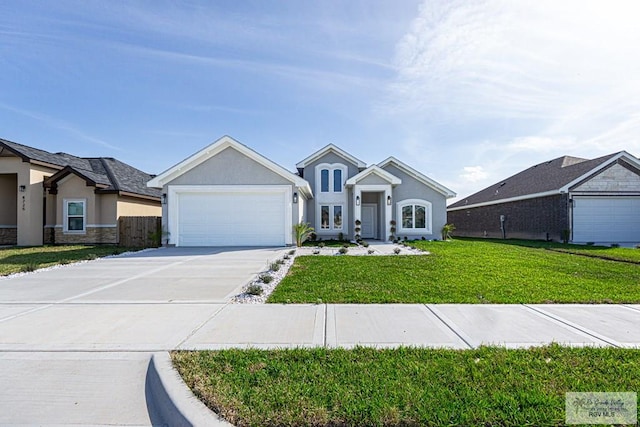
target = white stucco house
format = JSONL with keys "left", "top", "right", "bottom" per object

{"left": 147, "top": 135, "right": 455, "bottom": 247}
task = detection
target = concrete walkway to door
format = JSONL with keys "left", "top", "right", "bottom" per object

{"left": 0, "top": 247, "right": 639, "bottom": 425}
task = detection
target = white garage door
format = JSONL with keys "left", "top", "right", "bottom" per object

{"left": 176, "top": 190, "right": 287, "bottom": 246}
{"left": 573, "top": 196, "right": 640, "bottom": 243}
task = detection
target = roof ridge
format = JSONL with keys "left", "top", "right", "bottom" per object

{"left": 99, "top": 158, "right": 120, "bottom": 191}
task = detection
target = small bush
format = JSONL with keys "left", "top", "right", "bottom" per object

{"left": 355, "top": 219, "right": 362, "bottom": 226}
{"left": 283, "top": 254, "right": 290, "bottom": 260}
{"left": 276, "top": 259, "right": 285, "bottom": 265}
{"left": 60, "top": 259, "right": 71, "bottom": 265}
{"left": 393, "top": 247, "right": 401, "bottom": 254}
{"left": 362, "top": 241, "right": 369, "bottom": 248}
{"left": 586, "top": 242, "right": 595, "bottom": 246}
{"left": 421, "top": 236, "right": 426, "bottom": 240}
{"left": 338, "top": 247, "right": 348, "bottom": 255}
{"left": 611, "top": 243, "right": 620, "bottom": 248}
{"left": 403, "top": 236, "right": 408, "bottom": 241}
{"left": 21, "top": 263, "right": 38, "bottom": 273}
{"left": 318, "top": 242, "right": 326, "bottom": 248}
{"left": 259, "top": 274, "right": 273, "bottom": 284}
{"left": 338, "top": 232, "right": 344, "bottom": 241}
{"left": 354, "top": 234, "right": 361, "bottom": 241}
{"left": 342, "top": 243, "right": 349, "bottom": 248}
{"left": 312, "top": 249, "right": 320, "bottom": 255}
{"left": 86, "top": 253, "right": 98, "bottom": 260}
{"left": 288, "top": 249, "right": 296, "bottom": 256}
{"left": 246, "top": 284, "right": 263, "bottom": 296}
{"left": 367, "top": 249, "right": 375, "bottom": 255}
{"left": 270, "top": 262, "right": 280, "bottom": 272}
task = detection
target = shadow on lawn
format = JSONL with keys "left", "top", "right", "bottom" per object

{"left": 452, "top": 237, "right": 640, "bottom": 264}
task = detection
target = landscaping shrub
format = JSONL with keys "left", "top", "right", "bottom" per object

{"left": 259, "top": 274, "right": 273, "bottom": 284}
{"left": 394, "top": 247, "right": 401, "bottom": 254}
{"left": 269, "top": 262, "right": 280, "bottom": 272}
{"left": 338, "top": 247, "right": 348, "bottom": 255}
{"left": 246, "top": 284, "right": 263, "bottom": 296}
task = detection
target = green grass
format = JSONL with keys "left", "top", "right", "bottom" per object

{"left": 484, "top": 238, "right": 640, "bottom": 264}
{"left": 0, "top": 245, "right": 133, "bottom": 276}
{"left": 267, "top": 239, "right": 640, "bottom": 303}
{"left": 173, "top": 345, "right": 640, "bottom": 427}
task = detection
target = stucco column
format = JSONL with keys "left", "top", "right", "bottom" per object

{"left": 385, "top": 187, "right": 393, "bottom": 241}
{"left": 353, "top": 186, "right": 361, "bottom": 238}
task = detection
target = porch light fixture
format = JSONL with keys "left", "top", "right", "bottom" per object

{"left": 355, "top": 195, "right": 360, "bottom": 206}
{"left": 19, "top": 185, "right": 26, "bottom": 192}
{"left": 293, "top": 192, "right": 298, "bottom": 203}
{"left": 387, "top": 195, "right": 392, "bottom": 205}
{"left": 161, "top": 193, "right": 167, "bottom": 205}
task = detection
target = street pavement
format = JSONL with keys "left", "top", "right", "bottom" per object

{"left": 0, "top": 246, "right": 638, "bottom": 425}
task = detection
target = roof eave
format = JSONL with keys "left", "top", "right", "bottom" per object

{"left": 295, "top": 144, "right": 367, "bottom": 169}
{"left": 378, "top": 157, "right": 456, "bottom": 198}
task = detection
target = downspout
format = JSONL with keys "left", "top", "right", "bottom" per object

{"left": 500, "top": 215, "right": 506, "bottom": 239}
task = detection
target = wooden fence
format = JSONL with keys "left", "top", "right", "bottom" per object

{"left": 118, "top": 216, "right": 162, "bottom": 248}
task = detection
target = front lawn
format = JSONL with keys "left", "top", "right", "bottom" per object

{"left": 0, "top": 245, "right": 132, "bottom": 276}
{"left": 267, "top": 239, "right": 640, "bottom": 303}
{"left": 173, "top": 345, "right": 640, "bottom": 427}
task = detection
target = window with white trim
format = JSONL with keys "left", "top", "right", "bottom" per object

{"left": 320, "top": 204, "right": 343, "bottom": 230}
{"left": 316, "top": 164, "right": 346, "bottom": 194}
{"left": 64, "top": 199, "right": 86, "bottom": 233}
{"left": 320, "top": 169, "right": 329, "bottom": 192}
{"left": 397, "top": 200, "right": 431, "bottom": 233}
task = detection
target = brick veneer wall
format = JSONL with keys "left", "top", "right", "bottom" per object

{"left": 0, "top": 228, "right": 17, "bottom": 245}
{"left": 447, "top": 194, "right": 570, "bottom": 241}
{"left": 53, "top": 226, "right": 117, "bottom": 245}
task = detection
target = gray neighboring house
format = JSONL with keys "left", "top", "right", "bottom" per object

{"left": 147, "top": 135, "right": 455, "bottom": 247}
{"left": 447, "top": 151, "right": 640, "bottom": 244}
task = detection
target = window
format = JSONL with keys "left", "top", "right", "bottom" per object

{"left": 320, "top": 169, "right": 329, "bottom": 192}
{"left": 316, "top": 164, "right": 346, "bottom": 194}
{"left": 333, "top": 206, "right": 342, "bottom": 229}
{"left": 320, "top": 204, "right": 343, "bottom": 230}
{"left": 321, "top": 205, "right": 330, "bottom": 229}
{"left": 65, "top": 200, "right": 86, "bottom": 233}
{"left": 333, "top": 169, "right": 342, "bottom": 192}
{"left": 397, "top": 200, "right": 432, "bottom": 233}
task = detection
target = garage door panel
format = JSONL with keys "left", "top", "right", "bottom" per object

{"left": 573, "top": 196, "right": 640, "bottom": 243}
{"left": 176, "top": 190, "right": 287, "bottom": 246}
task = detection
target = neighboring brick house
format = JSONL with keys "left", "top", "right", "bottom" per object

{"left": 0, "top": 138, "right": 161, "bottom": 246}
{"left": 448, "top": 151, "right": 640, "bottom": 244}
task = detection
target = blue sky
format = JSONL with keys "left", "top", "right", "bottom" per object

{"left": 2, "top": 1, "right": 639, "bottom": 202}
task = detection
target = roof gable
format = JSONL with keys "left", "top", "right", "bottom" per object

{"left": 378, "top": 157, "right": 456, "bottom": 198}
{"left": 346, "top": 165, "right": 401, "bottom": 186}
{"left": 449, "top": 151, "right": 638, "bottom": 210}
{"left": 296, "top": 144, "right": 366, "bottom": 169}
{"left": 147, "top": 135, "right": 312, "bottom": 196}
{"left": 44, "top": 158, "right": 161, "bottom": 199}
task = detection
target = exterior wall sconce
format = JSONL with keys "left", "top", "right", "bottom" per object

{"left": 293, "top": 192, "right": 298, "bottom": 203}
{"left": 387, "top": 195, "right": 392, "bottom": 205}
{"left": 355, "top": 195, "right": 360, "bottom": 206}
{"left": 19, "top": 185, "right": 26, "bottom": 192}
{"left": 161, "top": 193, "right": 167, "bottom": 205}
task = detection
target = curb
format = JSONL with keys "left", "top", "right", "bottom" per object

{"left": 145, "top": 352, "right": 233, "bottom": 427}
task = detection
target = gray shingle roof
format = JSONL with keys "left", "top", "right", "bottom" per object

{"left": 449, "top": 152, "right": 621, "bottom": 209}
{"left": 0, "top": 137, "right": 160, "bottom": 199}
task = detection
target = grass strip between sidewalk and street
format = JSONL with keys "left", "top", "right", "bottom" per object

{"left": 0, "top": 245, "right": 136, "bottom": 276}
{"left": 173, "top": 345, "right": 640, "bottom": 427}
{"left": 268, "top": 239, "right": 640, "bottom": 304}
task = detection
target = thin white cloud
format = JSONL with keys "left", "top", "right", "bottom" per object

{"left": 0, "top": 102, "right": 120, "bottom": 150}
{"left": 460, "top": 166, "right": 488, "bottom": 183}
{"left": 385, "top": 0, "right": 640, "bottom": 201}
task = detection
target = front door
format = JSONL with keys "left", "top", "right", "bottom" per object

{"left": 361, "top": 204, "right": 376, "bottom": 239}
